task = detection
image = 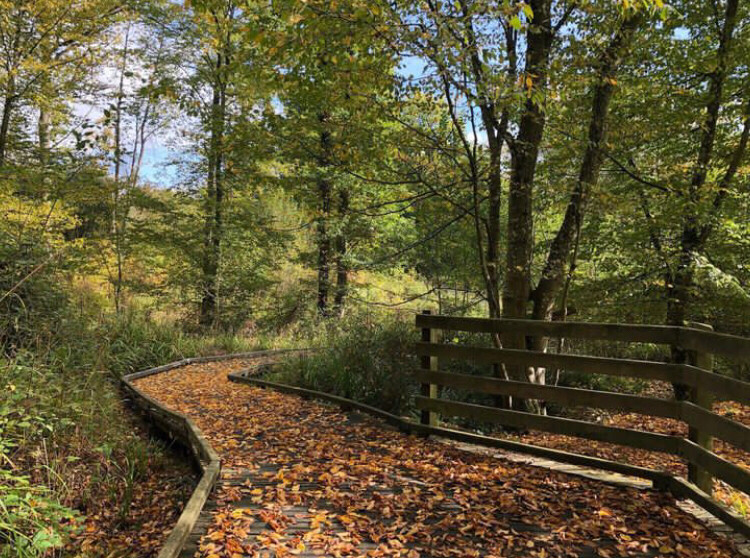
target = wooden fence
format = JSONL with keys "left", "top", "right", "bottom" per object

{"left": 414, "top": 312, "right": 750, "bottom": 503}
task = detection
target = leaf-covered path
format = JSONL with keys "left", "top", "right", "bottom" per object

{"left": 135, "top": 357, "right": 742, "bottom": 558}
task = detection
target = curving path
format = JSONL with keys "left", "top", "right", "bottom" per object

{"left": 136, "top": 357, "right": 742, "bottom": 558}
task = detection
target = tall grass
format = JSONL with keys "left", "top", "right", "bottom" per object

{"left": 1, "top": 307, "right": 261, "bottom": 558}
{"left": 269, "top": 312, "right": 417, "bottom": 415}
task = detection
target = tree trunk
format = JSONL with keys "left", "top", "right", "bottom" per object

{"left": 333, "top": 188, "right": 349, "bottom": 315}
{"left": 667, "top": 225, "right": 699, "bottom": 400}
{"left": 501, "top": 0, "right": 553, "bottom": 399}
{"left": 316, "top": 112, "right": 333, "bottom": 317}
{"left": 38, "top": 106, "right": 50, "bottom": 166}
{"left": 112, "top": 25, "right": 130, "bottom": 315}
{"left": 485, "top": 121, "right": 505, "bottom": 319}
{"left": 491, "top": 0, "right": 553, "bottom": 415}
{"left": 503, "top": 0, "right": 552, "bottom": 327}
{"left": 668, "top": 0, "right": 739, "bottom": 399}
{"left": 316, "top": 177, "right": 331, "bottom": 317}
{"left": 522, "top": 14, "right": 642, "bottom": 411}
{"left": 531, "top": 13, "right": 642, "bottom": 326}
{"left": 0, "top": 79, "right": 15, "bottom": 167}
{"left": 200, "top": 52, "right": 226, "bottom": 328}
{"left": 459, "top": 0, "right": 513, "bottom": 320}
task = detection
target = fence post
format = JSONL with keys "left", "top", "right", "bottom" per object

{"left": 420, "top": 310, "right": 439, "bottom": 427}
{"left": 687, "top": 322, "right": 715, "bottom": 495}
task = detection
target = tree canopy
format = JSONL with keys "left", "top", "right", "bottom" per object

{"left": 1, "top": 0, "right": 748, "bottom": 357}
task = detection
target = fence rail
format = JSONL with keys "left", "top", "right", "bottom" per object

{"left": 416, "top": 314, "right": 750, "bottom": 361}
{"left": 414, "top": 311, "right": 750, "bottom": 518}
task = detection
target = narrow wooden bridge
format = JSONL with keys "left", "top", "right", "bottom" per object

{"left": 123, "top": 323, "right": 750, "bottom": 558}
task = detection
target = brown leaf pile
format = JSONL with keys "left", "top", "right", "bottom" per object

{"left": 69, "top": 457, "right": 193, "bottom": 557}
{"left": 506, "top": 388, "right": 750, "bottom": 514}
{"left": 14, "top": 397, "right": 197, "bottom": 557}
{"left": 136, "top": 360, "right": 741, "bottom": 557}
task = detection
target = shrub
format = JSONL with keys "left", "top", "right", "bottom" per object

{"left": 271, "top": 313, "right": 417, "bottom": 415}
{"left": 0, "top": 361, "right": 81, "bottom": 557}
{"left": 0, "top": 468, "right": 79, "bottom": 558}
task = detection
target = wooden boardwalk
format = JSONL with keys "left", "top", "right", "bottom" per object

{"left": 136, "top": 358, "right": 747, "bottom": 558}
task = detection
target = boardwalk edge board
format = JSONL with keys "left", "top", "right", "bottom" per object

{"left": 227, "top": 369, "right": 750, "bottom": 540}
{"left": 121, "top": 349, "right": 304, "bottom": 558}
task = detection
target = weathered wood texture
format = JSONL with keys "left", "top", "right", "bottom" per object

{"left": 413, "top": 370, "right": 750, "bottom": 453}
{"left": 415, "top": 314, "right": 750, "bottom": 362}
{"left": 415, "top": 396, "right": 683, "bottom": 453}
{"left": 121, "top": 350, "right": 301, "bottom": 558}
{"left": 416, "top": 313, "right": 681, "bottom": 344}
{"left": 412, "top": 313, "right": 750, "bottom": 530}
{"left": 415, "top": 342, "right": 750, "bottom": 404}
{"left": 229, "top": 369, "right": 750, "bottom": 539}
{"left": 688, "top": 323, "right": 716, "bottom": 493}
{"left": 420, "top": 310, "right": 439, "bottom": 426}
{"left": 123, "top": 376, "right": 220, "bottom": 558}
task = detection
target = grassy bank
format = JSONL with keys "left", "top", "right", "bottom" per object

{"left": 1, "top": 311, "right": 259, "bottom": 558}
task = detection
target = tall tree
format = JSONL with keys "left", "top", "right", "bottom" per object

{"left": 190, "top": 0, "right": 238, "bottom": 328}
{"left": 609, "top": 0, "right": 749, "bottom": 396}
{"left": 0, "top": 0, "right": 121, "bottom": 167}
{"left": 258, "top": 0, "right": 397, "bottom": 317}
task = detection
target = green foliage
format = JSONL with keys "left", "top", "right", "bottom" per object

{"left": 0, "top": 468, "right": 79, "bottom": 558}
{"left": 0, "top": 360, "right": 81, "bottom": 557}
{"left": 96, "top": 313, "right": 192, "bottom": 377}
{"left": 0, "top": 302, "right": 259, "bottom": 557}
{"left": 1, "top": 0, "right": 750, "bottom": 551}
{"left": 0, "top": 189, "right": 79, "bottom": 353}
{"left": 270, "top": 312, "right": 417, "bottom": 415}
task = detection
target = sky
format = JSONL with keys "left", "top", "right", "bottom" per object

{"left": 139, "top": 144, "right": 181, "bottom": 185}
{"left": 132, "top": 55, "right": 431, "bottom": 188}
{"left": 89, "top": 10, "right": 693, "bottom": 189}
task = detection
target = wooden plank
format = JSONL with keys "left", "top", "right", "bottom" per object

{"left": 689, "top": 366, "right": 750, "bottom": 405}
{"left": 415, "top": 314, "right": 680, "bottom": 345}
{"left": 227, "top": 374, "right": 408, "bottom": 431}
{"left": 229, "top": 372, "right": 679, "bottom": 484}
{"left": 415, "top": 397, "right": 682, "bottom": 454}
{"left": 186, "top": 417, "right": 221, "bottom": 467}
{"left": 408, "top": 422, "right": 671, "bottom": 483}
{"left": 124, "top": 360, "right": 191, "bottom": 381}
{"left": 227, "top": 369, "right": 750, "bottom": 540}
{"left": 414, "top": 370, "right": 750, "bottom": 450}
{"left": 233, "top": 369, "right": 678, "bottom": 486}
{"left": 186, "top": 348, "right": 313, "bottom": 366}
{"left": 415, "top": 342, "right": 687, "bottom": 384}
{"left": 680, "top": 440, "right": 750, "bottom": 496}
{"left": 664, "top": 477, "right": 750, "bottom": 539}
{"left": 157, "top": 463, "right": 220, "bottom": 558}
{"left": 420, "top": 310, "right": 439, "bottom": 427}
{"left": 680, "top": 328, "right": 750, "bottom": 363}
{"left": 415, "top": 315, "right": 750, "bottom": 363}
{"left": 681, "top": 403, "right": 750, "bottom": 454}
{"left": 120, "top": 350, "right": 341, "bottom": 558}
{"left": 413, "top": 369, "right": 682, "bottom": 419}
{"left": 687, "top": 324, "right": 715, "bottom": 495}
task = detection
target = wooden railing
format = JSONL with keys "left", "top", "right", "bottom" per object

{"left": 414, "top": 312, "right": 750, "bottom": 503}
